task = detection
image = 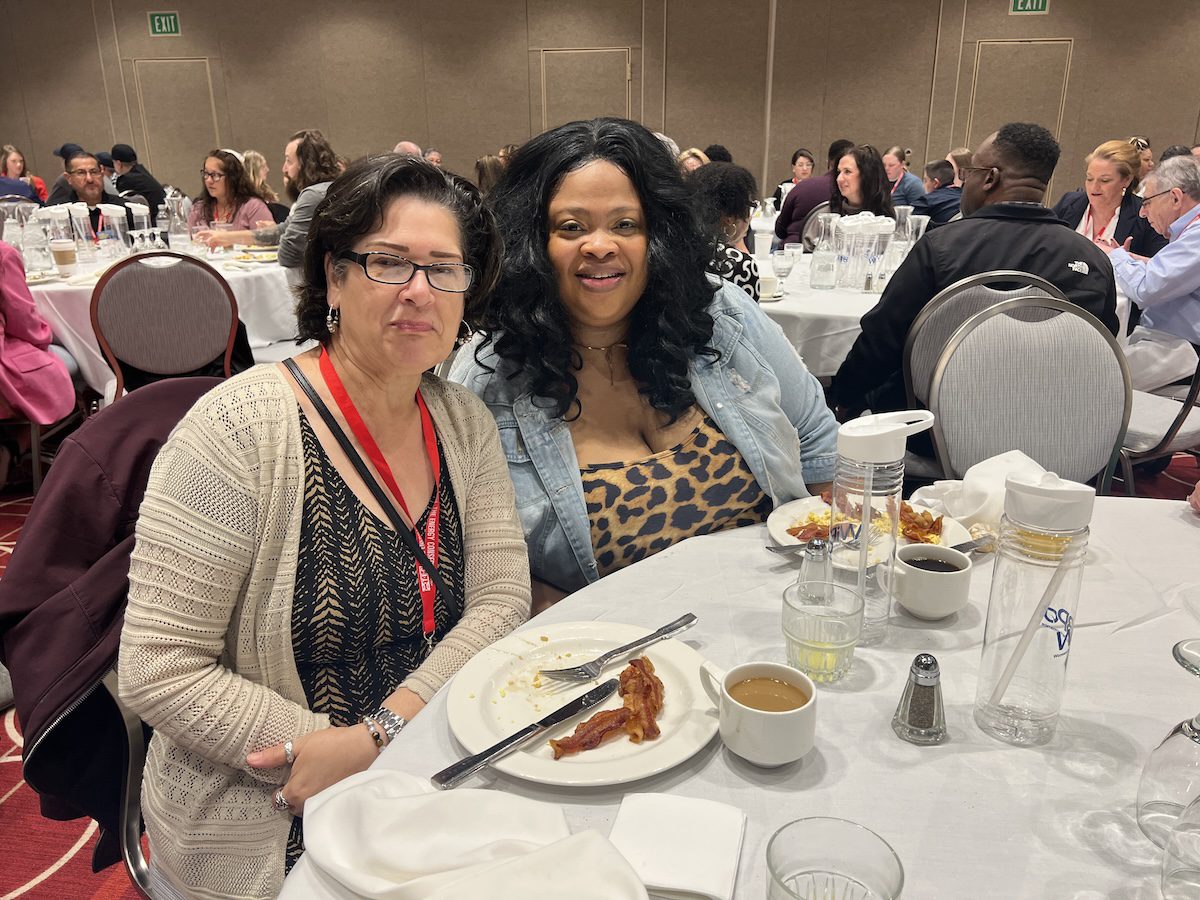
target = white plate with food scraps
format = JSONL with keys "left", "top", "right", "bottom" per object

{"left": 445, "top": 621, "right": 717, "bottom": 787}
{"left": 766, "top": 495, "right": 971, "bottom": 550}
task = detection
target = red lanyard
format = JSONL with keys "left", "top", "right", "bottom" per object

{"left": 1084, "top": 207, "right": 1115, "bottom": 245}
{"left": 319, "top": 347, "right": 441, "bottom": 642}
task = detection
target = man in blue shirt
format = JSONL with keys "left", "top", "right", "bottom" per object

{"left": 1106, "top": 155, "right": 1200, "bottom": 345}
{"left": 912, "top": 159, "right": 961, "bottom": 228}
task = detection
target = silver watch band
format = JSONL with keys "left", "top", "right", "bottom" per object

{"left": 370, "top": 706, "right": 407, "bottom": 743}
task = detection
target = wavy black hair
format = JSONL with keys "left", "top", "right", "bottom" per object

{"left": 831, "top": 144, "right": 895, "bottom": 217}
{"left": 477, "top": 117, "right": 718, "bottom": 422}
{"left": 296, "top": 153, "right": 502, "bottom": 343}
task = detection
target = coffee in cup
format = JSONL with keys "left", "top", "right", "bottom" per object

{"left": 888, "top": 544, "right": 973, "bottom": 620}
{"left": 50, "top": 239, "right": 77, "bottom": 275}
{"left": 700, "top": 661, "right": 816, "bottom": 767}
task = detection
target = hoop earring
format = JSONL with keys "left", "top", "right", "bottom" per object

{"left": 723, "top": 223, "right": 738, "bottom": 241}
{"left": 454, "top": 321, "right": 472, "bottom": 350}
{"left": 326, "top": 306, "right": 340, "bottom": 334}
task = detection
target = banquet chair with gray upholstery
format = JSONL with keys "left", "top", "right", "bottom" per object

{"left": 924, "top": 296, "right": 1131, "bottom": 492}
{"left": 89, "top": 251, "right": 239, "bottom": 400}
{"left": 799, "top": 201, "right": 832, "bottom": 251}
{"left": 1118, "top": 358, "right": 1200, "bottom": 495}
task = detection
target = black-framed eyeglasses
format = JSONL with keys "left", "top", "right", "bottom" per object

{"left": 1142, "top": 187, "right": 1177, "bottom": 204}
{"left": 338, "top": 250, "right": 474, "bottom": 292}
{"left": 201, "top": 170, "right": 226, "bottom": 181}
{"left": 958, "top": 164, "right": 996, "bottom": 179}
{"left": 69, "top": 168, "right": 102, "bottom": 178}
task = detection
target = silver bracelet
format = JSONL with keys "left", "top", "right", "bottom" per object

{"left": 369, "top": 706, "right": 407, "bottom": 744}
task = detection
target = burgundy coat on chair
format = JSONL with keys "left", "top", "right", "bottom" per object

{"left": 0, "top": 241, "right": 74, "bottom": 424}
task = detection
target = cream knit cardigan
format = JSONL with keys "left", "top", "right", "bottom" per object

{"left": 118, "top": 365, "right": 531, "bottom": 899}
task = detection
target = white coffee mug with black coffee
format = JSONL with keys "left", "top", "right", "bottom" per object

{"left": 887, "top": 544, "right": 973, "bottom": 620}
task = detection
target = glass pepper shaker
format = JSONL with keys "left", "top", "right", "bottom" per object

{"left": 892, "top": 653, "right": 948, "bottom": 745}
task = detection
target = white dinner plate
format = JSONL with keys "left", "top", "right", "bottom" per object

{"left": 758, "top": 291, "right": 783, "bottom": 303}
{"left": 24, "top": 272, "right": 62, "bottom": 285}
{"left": 446, "top": 621, "right": 717, "bottom": 787}
{"left": 766, "top": 495, "right": 971, "bottom": 549}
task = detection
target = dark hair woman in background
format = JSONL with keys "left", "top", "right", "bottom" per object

{"left": 691, "top": 160, "right": 762, "bottom": 300}
{"left": 832, "top": 144, "right": 895, "bottom": 218}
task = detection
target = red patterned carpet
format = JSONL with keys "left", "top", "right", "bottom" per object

{"left": 0, "top": 456, "right": 1196, "bottom": 898}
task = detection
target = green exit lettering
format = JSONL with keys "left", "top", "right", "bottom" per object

{"left": 1010, "top": 0, "right": 1049, "bottom": 13}
{"left": 148, "top": 12, "right": 180, "bottom": 36}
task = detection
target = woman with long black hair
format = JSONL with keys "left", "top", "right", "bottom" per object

{"left": 832, "top": 144, "right": 895, "bottom": 218}
{"left": 451, "top": 117, "right": 837, "bottom": 612}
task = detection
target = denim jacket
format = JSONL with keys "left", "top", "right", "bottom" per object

{"left": 450, "top": 281, "right": 839, "bottom": 593}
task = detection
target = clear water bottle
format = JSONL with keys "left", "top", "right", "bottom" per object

{"left": 828, "top": 411, "right": 935, "bottom": 646}
{"left": 974, "top": 472, "right": 1094, "bottom": 746}
{"left": 809, "top": 213, "right": 838, "bottom": 290}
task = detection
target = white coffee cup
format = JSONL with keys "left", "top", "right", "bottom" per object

{"left": 49, "top": 238, "right": 77, "bottom": 275}
{"left": 759, "top": 272, "right": 780, "bottom": 298}
{"left": 888, "top": 544, "right": 973, "bottom": 620}
{"left": 699, "top": 660, "right": 816, "bottom": 767}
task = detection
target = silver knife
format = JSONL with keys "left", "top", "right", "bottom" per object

{"left": 430, "top": 678, "right": 619, "bottom": 790}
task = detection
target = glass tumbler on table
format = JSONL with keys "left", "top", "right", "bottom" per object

{"left": 767, "top": 817, "right": 904, "bottom": 900}
{"left": 770, "top": 249, "right": 795, "bottom": 280}
{"left": 1137, "top": 711, "right": 1200, "bottom": 848}
{"left": 1163, "top": 792, "right": 1200, "bottom": 899}
{"left": 782, "top": 581, "right": 863, "bottom": 684}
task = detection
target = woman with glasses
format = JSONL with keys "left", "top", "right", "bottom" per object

{"left": 186, "top": 148, "right": 272, "bottom": 232}
{"left": 772, "top": 147, "right": 815, "bottom": 207}
{"left": 119, "top": 155, "right": 530, "bottom": 899}
{"left": 451, "top": 117, "right": 837, "bottom": 613}
{"left": 1051, "top": 140, "right": 1167, "bottom": 261}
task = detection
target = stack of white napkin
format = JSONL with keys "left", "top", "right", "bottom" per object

{"left": 909, "top": 450, "right": 1047, "bottom": 530}
{"left": 279, "top": 772, "right": 749, "bottom": 900}
{"left": 280, "top": 770, "right": 646, "bottom": 899}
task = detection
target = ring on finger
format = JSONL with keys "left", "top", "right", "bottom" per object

{"left": 284, "top": 740, "right": 295, "bottom": 766}
{"left": 273, "top": 788, "right": 291, "bottom": 812}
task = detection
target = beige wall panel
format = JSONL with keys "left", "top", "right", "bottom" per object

{"left": 132, "top": 58, "right": 221, "bottom": 189}
{"left": 313, "top": 2, "right": 425, "bottom": 162}
{"left": 0, "top": 0, "right": 35, "bottom": 175}
{"left": 119, "top": 61, "right": 151, "bottom": 162}
{"left": 111, "top": 0, "right": 225, "bottom": 57}
{"left": 766, "top": 0, "right": 834, "bottom": 190}
{"left": 541, "top": 49, "right": 631, "bottom": 131}
{"left": 641, "top": 0, "right": 667, "bottom": 130}
{"left": 815, "top": 0, "right": 940, "bottom": 172}
{"left": 422, "top": 0, "right": 530, "bottom": 178}
{"left": 664, "top": 0, "right": 770, "bottom": 189}
{"left": 3, "top": 0, "right": 114, "bottom": 182}
{"left": 925, "top": 0, "right": 967, "bottom": 164}
{"left": 527, "top": 0, "right": 643, "bottom": 49}
{"left": 964, "top": 41, "right": 1071, "bottom": 149}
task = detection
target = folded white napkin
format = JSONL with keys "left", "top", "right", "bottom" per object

{"left": 606, "top": 793, "right": 746, "bottom": 900}
{"left": 909, "top": 449, "right": 1046, "bottom": 529}
{"left": 280, "top": 770, "right": 646, "bottom": 900}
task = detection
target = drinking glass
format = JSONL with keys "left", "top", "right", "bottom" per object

{"left": 1137, "top": 712, "right": 1200, "bottom": 847}
{"left": 767, "top": 817, "right": 904, "bottom": 900}
{"left": 784, "top": 242, "right": 803, "bottom": 260}
{"left": 1164, "top": 793, "right": 1200, "bottom": 899}
{"left": 770, "top": 250, "right": 795, "bottom": 280}
{"left": 782, "top": 581, "right": 864, "bottom": 684}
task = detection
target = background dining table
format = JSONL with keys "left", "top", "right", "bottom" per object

{"left": 27, "top": 259, "right": 296, "bottom": 399}
{"left": 351, "top": 496, "right": 1199, "bottom": 899}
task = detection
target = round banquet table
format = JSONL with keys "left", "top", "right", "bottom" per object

{"left": 355, "top": 497, "right": 1199, "bottom": 898}
{"left": 27, "top": 260, "right": 296, "bottom": 398}
{"left": 760, "top": 255, "right": 1133, "bottom": 380}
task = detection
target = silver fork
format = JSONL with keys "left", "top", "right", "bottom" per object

{"left": 767, "top": 525, "right": 885, "bottom": 555}
{"left": 538, "top": 613, "right": 698, "bottom": 683}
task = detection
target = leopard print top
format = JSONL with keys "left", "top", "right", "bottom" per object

{"left": 581, "top": 412, "right": 772, "bottom": 577}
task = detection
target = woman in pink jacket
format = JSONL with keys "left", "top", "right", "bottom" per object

{"left": 0, "top": 241, "right": 75, "bottom": 483}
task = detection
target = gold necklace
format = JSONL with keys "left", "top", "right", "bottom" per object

{"left": 577, "top": 341, "right": 628, "bottom": 386}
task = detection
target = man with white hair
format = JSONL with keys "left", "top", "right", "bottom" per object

{"left": 393, "top": 140, "right": 422, "bottom": 156}
{"left": 1105, "top": 155, "right": 1200, "bottom": 345}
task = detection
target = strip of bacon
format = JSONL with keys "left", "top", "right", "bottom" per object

{"left": 621, "top": 657, "right": 665, "bottom": 743}
{"left": 549, "top": 707, "right": 631, "bottom": 759}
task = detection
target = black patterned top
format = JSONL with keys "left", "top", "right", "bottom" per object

{"left": 710, "top": 243, "right": 760, "bottom": 302}
{"left": 580, "top": 413, "right": 772, "bottom": 577}
{"left": 285, "top": 411, "right": 465, "bottom": 869}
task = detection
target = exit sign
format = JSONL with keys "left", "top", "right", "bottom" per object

{"left": 148, "top": 11, "right": 180, "bottom": 35}
{"left": 1010, "top": 0, "right": 1049, "bottom": 13}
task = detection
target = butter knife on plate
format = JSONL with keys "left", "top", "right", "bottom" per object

{"left": 431, "top": 677, "right": 619, "bottom": 790}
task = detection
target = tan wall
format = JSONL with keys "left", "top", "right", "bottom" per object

{"left": 2, "top": 0, "right": 1198, "bottom": 205}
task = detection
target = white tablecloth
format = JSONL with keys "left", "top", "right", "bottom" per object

{"left": 338, "top": 497, "right": 1199, "bottom": 899}
{"left": 760, "top": 255, "right": 1133, "bottom": 380}
{"left": 28, "top": 261, "right": 296, "bottom": 397}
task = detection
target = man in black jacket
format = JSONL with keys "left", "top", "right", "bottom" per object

{"left": 110, "top": 143, "right": 166, "bottom": 223}
{"left": 830, "top": 122, "right": 1119, "bottom": 419}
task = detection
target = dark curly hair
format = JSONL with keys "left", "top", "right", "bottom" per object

{"left": 194, "top": 150, "right": 260, "bottom": 224}
{"left": 477, "top": 117, "right": 718, "bottom": 422}
{"left": 831, "top": 144, "right": 895, "bottom": 217}
{"left": 296, "top": 154, "right": 502, "bottom": 344}
{"left": 287, "top": 129, "right": 342, "bottom": 199}
{"left": 992, "top": 122, "right": 1060, "bottom": 184}
{"left": 689, "top": 161, "right": 757, "bottom": 247}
